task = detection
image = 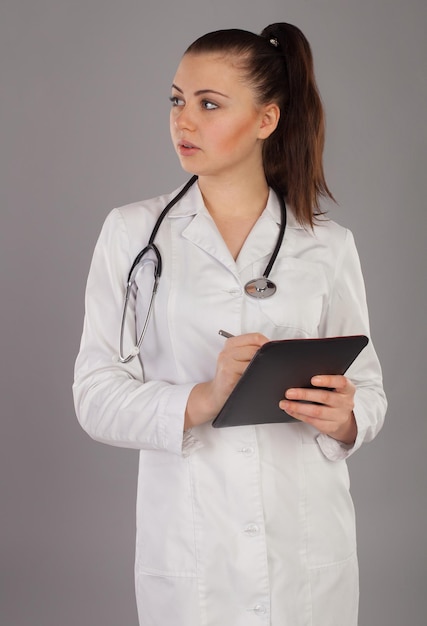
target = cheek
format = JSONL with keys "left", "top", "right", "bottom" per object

{"left": 169, "top": 111, "right": 181, "bottom": 149}
{"left": 169, "top": 111, "right": 176, "bottom": 136}
{"left": 214, "top": 117, "right": 259, "bottom": 154}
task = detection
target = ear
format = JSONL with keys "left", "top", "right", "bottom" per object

{"left": 258, "top": 103, "right": 280, "bottom": 139}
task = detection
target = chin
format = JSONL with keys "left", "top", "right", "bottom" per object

{"left": 176, "top": 157, "right": 198, "bottom": 176}
{"left": 179, "top": 164, "right": 210, "bottom": 179}
{"left": 180, "top": 164, "right": 198, "bottom": 176}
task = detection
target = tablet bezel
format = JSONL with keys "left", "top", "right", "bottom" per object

{"left": 212, "top": 335, "right": 369, "bottom": 428}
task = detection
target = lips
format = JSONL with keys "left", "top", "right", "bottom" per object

{"left": 178, "top": 140, "right": 199, "bottom": 149}
{"left": 177, "top": 140, "right": 200, "bottom": 156}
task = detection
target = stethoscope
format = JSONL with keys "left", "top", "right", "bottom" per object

{"left": 119, "top": 175, "right": 287, "bottom": 363}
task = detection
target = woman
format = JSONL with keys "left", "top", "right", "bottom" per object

{"left": 73, "top": 23, "right": 386, "bottom": 626}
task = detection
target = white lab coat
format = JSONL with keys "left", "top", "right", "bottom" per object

{"left": 73, "top": 181, "right": 386, "bottom": 626}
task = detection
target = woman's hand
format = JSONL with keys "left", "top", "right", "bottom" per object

{"left": 280, "top": 375, "right": 357, "bottom": 445}
{"left": 184, "top": 333, "right": 269, "bottom": 430}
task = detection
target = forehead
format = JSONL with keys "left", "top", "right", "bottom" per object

{"left": 173, "top": 52, "right": 248, "bottom": 91}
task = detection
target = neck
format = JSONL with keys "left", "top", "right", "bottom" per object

{"left": 197, "top": 172, "right": 270, "bottom": 220}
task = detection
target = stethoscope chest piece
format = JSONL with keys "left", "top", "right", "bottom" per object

{"left": 244, "top": 277, "right": 277, "bottom": 299}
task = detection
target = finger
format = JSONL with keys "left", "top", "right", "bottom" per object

{"left": 285, "top": 387, "right": 332, "bottom": 406}
{"left": 280, "top": 398, "right": 356, "bottom": 441}
{"left": 221, "top": 334, "right": 269, "bottom": 365}
{"left": 220, "top": 345, "right": 261, "bottom": 365}
{"left": 217, "top": 348, "right": 263, "bottom": 384}
{"left": 311, "top": 375, "right": 354, "bottom": 394}
{"left": 280, "top": 398, "right": 331, "bottom": 422}
{"left": 285, "top": 385, "right": 355, "bottom": 415}
{"left": 280, "top": 398, "right": 349, "bottom": 430}
{"left": 226, "top": 332, "right": 269, "bottom": 349}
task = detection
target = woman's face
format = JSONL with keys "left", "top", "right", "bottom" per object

{"left": 170, "top": 53, "right": 277, "bottom": 181}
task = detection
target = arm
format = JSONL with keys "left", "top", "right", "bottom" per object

{"left": 280, "top": 228, "right": 387, "bottom": 460}
{"left": 73, "top": 209, "right": 195, "bottom": 455}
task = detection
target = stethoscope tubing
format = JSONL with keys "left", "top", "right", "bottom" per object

{"left": 118, "top": 176, "right": 287, "bottom": 363}
{"left": 125, "top": 175, "right": 199, "bottom": 284}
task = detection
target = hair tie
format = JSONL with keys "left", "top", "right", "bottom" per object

{"left": 269, "top": 36, "right": 279, "bottom": 48}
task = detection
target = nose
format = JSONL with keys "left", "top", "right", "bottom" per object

{"left": 172, "top": 104, "right": 195, "bottom": 131}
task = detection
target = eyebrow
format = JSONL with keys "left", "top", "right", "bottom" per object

{"left": 171, "top": 84, "right": 230, "bottom": 99}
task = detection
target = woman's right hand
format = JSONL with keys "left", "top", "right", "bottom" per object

{"left": 184, "top": 333, "right": 269, "bottom": 430}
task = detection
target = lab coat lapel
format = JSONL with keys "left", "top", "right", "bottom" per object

{"left": 169, "top": 182, "right": 238, "bottom": 275}
{"left": 236, "top": 213, "right": 280, "bottom": 273}
{"left": 182, "top": 212, "right": 238, "bottom": 274}
{"left": 235, "top": 190, "right": 283, "bottom": 273}
{"left": 168, "top": 183, "right": 295, "bottom": 275}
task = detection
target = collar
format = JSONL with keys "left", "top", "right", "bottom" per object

{"left": 167, "top": 179, "right": 305, "bottom": 230}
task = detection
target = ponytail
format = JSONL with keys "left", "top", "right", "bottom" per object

{"left": 261, "top": 24, "right": 334, "bottom": 225}
{"left": 185, "top": 23, "right": 334, "bottom": 226}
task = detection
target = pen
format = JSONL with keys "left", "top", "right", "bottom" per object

{"left": 218, "top": 329, "right": 235, "bottom": 339}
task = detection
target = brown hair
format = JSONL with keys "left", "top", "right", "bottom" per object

{"left": 185, "top": 23, "right": 334, "bottom": 226}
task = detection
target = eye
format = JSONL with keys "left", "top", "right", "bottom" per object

{"left": 201, "top": 100, "right": 219, "bottom": 110}
{"left": 169, "top": 96, "right": 184, "bottom": 107}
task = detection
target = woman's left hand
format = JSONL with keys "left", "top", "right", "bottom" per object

{"left": 279, "top": 375, "right": 357, "bottom": 445}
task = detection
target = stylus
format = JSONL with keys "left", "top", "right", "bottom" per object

{"left": 218, "top": 330, "right": 235, "bottom": 339}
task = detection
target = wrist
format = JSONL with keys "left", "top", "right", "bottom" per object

{"left": 331, "top": 412, "right": 357, "bottom": 446}
{"left": 184, "top": 382, "right": 217, "bottom": 430}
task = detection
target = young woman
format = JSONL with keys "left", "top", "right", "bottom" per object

{"left": 73, "top": 23, "right": 386, "bottom": 626}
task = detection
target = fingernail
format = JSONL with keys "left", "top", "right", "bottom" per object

{"left": 286, "top": 389, "right": 297, "bottom": 398}
{"left": 312, "top": 376, "right": 322, "bottom": 384}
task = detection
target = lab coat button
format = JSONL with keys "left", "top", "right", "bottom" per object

{"left": 253, "top": 604, "right": 267, "bottom": 615}
{"left": 241, "top": 446, "right": 255, "bottom": 457}
{"left": 244, "top": 523, "right": 260, "bottom": 536}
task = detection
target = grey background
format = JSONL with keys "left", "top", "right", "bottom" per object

{"left": 1, "top": 0, "right": 426, "bottom": 624}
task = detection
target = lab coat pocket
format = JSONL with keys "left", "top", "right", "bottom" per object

{"left": 135, "top": 450, "right": 197, "bottom": 577}
{"left": 302, "top": 444, "right": 357, "bottom": 568}
{"left": 252, "top": 258, "right": 327, "bottom": 336}
{"left": 308, "top": 552, "right": 359, "bottom": 626}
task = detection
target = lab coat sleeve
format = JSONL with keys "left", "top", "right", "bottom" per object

{"left": 316, "top": 228, "right": 387, "bottom": 461}
{"left": 73, "top": 208, "right": 198, "bottom": 456}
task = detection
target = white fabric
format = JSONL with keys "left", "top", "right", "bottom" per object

{"left": 73, "top": 181, "right": 386, "bottom": 626}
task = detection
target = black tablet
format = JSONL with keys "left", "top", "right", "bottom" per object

{"left": 212, "top": 335, "right": 369, "bottom": 428}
